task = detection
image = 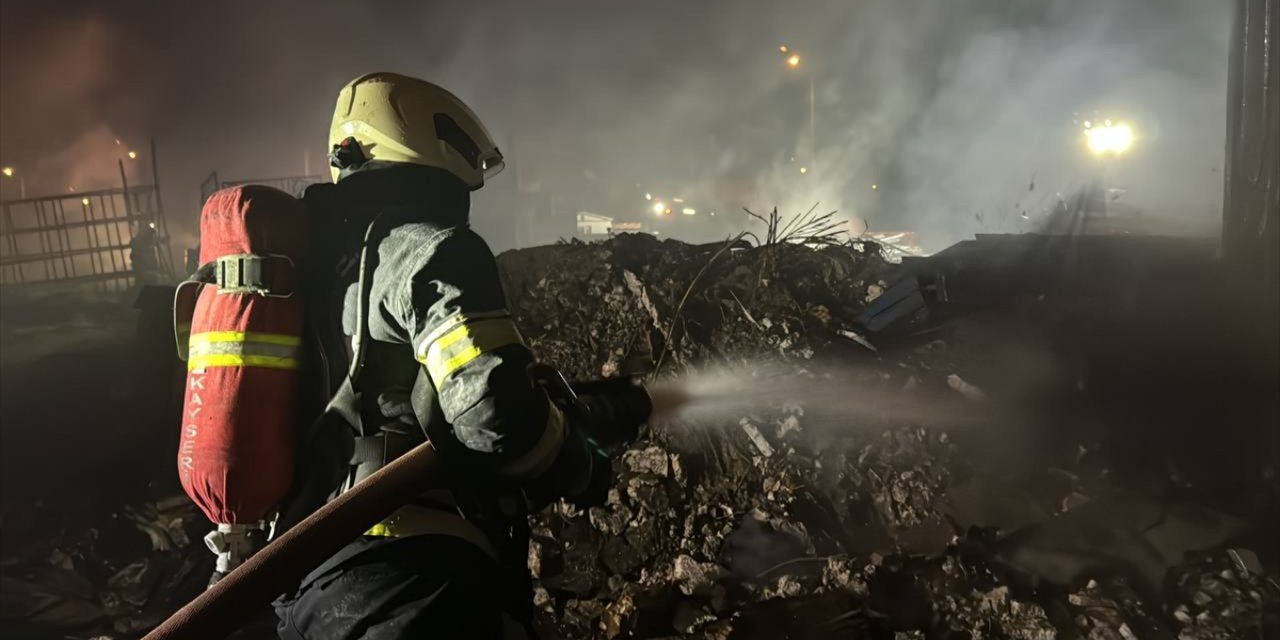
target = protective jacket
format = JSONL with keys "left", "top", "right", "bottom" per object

{"left": 291, "top": 163, "right": 588, "bottom": 572}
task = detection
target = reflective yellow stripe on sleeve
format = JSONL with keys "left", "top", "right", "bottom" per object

{"left": 187, "top": 331, "right": 302, "bottom": 372}
{"left": 416, "top": 315, "right": 523, "bottom": 386}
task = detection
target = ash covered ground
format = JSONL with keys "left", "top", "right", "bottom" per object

{"left": 1, "top": 232, "right": 1277, "bottom": 639}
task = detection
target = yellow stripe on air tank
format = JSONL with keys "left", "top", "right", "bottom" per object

{"left": 187, "top": 354, "right": 300, "bottom": 371}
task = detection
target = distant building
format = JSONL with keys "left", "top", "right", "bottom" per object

{"left": 576, "top": 211, "right": 613, "bottom": 238}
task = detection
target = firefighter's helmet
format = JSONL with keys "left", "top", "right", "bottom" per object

{"left": 328, "top": 72, "right": 504, "bottom": 189}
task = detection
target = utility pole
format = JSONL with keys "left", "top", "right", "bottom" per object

{"left": 782, "top": 46, "right": 818, "bottom": 167}
{"left": 809, "top": 74, "right": 816, "bottom": 166}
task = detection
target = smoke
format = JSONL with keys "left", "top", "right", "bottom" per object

{"left": 648, "top": 363, "right": 991, "bottom": 433}
{"left": 0, "top": 1, "right": 1231, "bottom": 252}
{"left": 0, "top": 14, "right": 143, "bottom": 195}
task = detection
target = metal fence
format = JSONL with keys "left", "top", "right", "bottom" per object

{"left": 0, "top": 184, "right": 174, "bottom": 293}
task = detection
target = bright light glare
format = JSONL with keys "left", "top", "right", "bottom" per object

{"left": 81, "top": 197, "right": 90, "bottom": 206}
{"left": 1, "top": 167, "right": 12, "bottom": 177}
{"left": 1085, "top": 123, "right": 1134, "bottom": 155}
{"left": 787, "top": 54, "right": 801, "bottom": 68}
{"left": 799, "top": 166, "right": 808, "bottom": 174}
{"left": 128, "top": 151, "right": 138, "bottom": 159}
{"left": 682, "top": 208, "right": 696, "bottom": 215}
{"left": 652, "top": 201, "right": 665, "bottom": 215}
{"left": 644, "top": 193, "right": 652, "bottom": 200}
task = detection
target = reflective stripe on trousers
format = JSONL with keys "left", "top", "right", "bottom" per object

{"left": 362, "top": 504, "right": 500, "bottom": 561}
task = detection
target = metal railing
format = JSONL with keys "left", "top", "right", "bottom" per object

{"left": 1, "top": 184, "right": 174, "bottom": 293}
{"left": 1, "top": 142, "right": 176, "bottom": 294}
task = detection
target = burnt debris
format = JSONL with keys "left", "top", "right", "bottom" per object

{"left": 1, "top": 232, "right": 1276, "bottom": 639}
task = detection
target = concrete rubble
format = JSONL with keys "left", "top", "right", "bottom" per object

{"left": 498, "top": 234, "right": 1278, "bottom": 639}
{"left": 0, "top": 233, "right": 1275, "bottom": 638}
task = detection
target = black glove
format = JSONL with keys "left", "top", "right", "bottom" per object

{"left": 523, "top": 364, "right": 651, "bottom": 509}
{"left": 570, "top": 377, "right": 653, "bottom": 448}
{"left": 522, "top": 427, "right": 611, "bottom": 509}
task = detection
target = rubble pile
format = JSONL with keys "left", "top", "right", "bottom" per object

{"left": 1166, "top": 550, "right": 1280, "bottom": 640}
{"left": 495, "top": 234, "right": 1277, "bottom": 639}
{"left": 0, "top": 233, "right": 1274, "bottom": 638}
{"left": 0, "top": 494, "right": 211, "bottom": 637}
{"left": 498, "top": 233, "right": 893, "bottom": 379}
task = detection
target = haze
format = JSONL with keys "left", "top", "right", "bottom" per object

{"left": 0, "top": 0, "right": 1230, "bottom": 252}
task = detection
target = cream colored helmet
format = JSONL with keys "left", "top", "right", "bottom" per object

{"left": 328, "top": 72, "right": 505, "bottom": 189}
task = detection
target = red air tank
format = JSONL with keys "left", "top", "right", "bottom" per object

{"left": 177, "top": 185, "right": 308, "bottom": 526}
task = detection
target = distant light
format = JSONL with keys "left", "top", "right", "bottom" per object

{"left": 673, "top": 197, "right": 685, "bottom": 203}
{"left": 709, "top": 211, "right": 716, "bottom": 216}
{"left": 664, "top": 208, "right": 672, "bottom": 215}
{"left": 779, "top": 45, "right": 789, "bottom": 53}
{"left": 787, "top": 54, "right": 801, "bottom": 68}
{"left": 644, "top": 193, "right": 652, "bottom": 200}
{"left": 1085, "top": 123, "right": 1134, "bottom": 155}
{"left": 148, "top": 222, "right": 157, "bottom": 229}
{"left": 682, "top": 207, "right": 696, "bottom": 215}
{"left": 1083, "top": 120, "right": 1092, "bottom": 129}
{"left": 871, "top": 184, "right": 878, "bottom": 190}
{"left": 115, "top": 139, "right": 122, "bottom": 145}
{"left": 1104, "top": 119, "right": 1112, "bottom": 127}
{"left": 799, "top": 166, "right": 808, "bottom": 174}
{"left": 652, "top": 201, "right": 666, "bottom": 215}
{"left": 81, "top": 197, "right": 90, "bottom": 206}
{"left": 127, "top": 151, "right": 138, "bottom": 159}
{"left": 1, "top": 167, "right": 12, "bottom": 177}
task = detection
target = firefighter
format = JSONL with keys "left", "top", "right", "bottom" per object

{"left": 274, "top": 73, "right": 614, "bottom": 639}
{"left": 129, "top": 221, "right": 162, "bottom": 285}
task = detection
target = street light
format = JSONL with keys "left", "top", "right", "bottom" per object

{"left": 127, "top": 150, "right": 138, "bottom": 160}
{"left": 1, "top": 166, "right": 25, "bottom": 198}
{"left": 1083, "top": 121, "right": 1134, "bottom": 156}
{"left": 786, "top": 54, "right": 801, "bottom": 69}
{"left": 1085, "top": 122, "right": 1136, "bottom": 156}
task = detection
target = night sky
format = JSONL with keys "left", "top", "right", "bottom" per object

{"left": 0, "top": 0, "right": 1232, "bottom": 251}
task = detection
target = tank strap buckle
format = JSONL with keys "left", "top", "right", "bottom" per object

{"left": 215, "top": 254, "right": 294, "bottom": 297}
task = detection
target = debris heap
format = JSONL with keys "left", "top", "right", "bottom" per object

{"left": 495, "top": 233, "right": 1278, "bottom": 639}
{"left": 0, "top": 232, "right": 1274, "bottom": 639}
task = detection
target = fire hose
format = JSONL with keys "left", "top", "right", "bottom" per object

{"left": 144, "top": 370, "right": 660, "bottom": 640}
